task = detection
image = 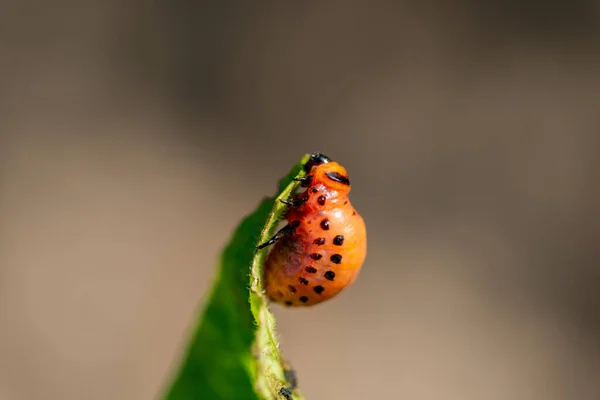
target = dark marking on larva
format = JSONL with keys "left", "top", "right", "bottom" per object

{"left": 314, "top": 285, "right": 325, "bottom": 294}
{"left": 313, "top": 237, "right": 326, "bottom": 245}
{"left": 305, "top": 266, "right": 317, "bottom": 273}
{"left": 352, "top": 210, "right": 357, "bottom": 216}
{"left": 300, "top": 296, "right": 309, "bottom": 303}
{"left": 276, "top": 290, "right": 284, "bottom": 297}
{"left": 288, "top": 284, "right": 296, "bottom": 293}
{"left": 311, "top": 187, "right": 318, "bottom": 193}
{"left": 291, "top": 220, "right": 301, "bottom": 228}
{"left": 324, "top": 271, "right": 335, "bottom": 281}
{"left": 284, "top": 301, "right": 293, "bottom": 306}
{"left": 310, "top": 253, "right": 322, "bottom": 260}
{"left": 317, "top": 195, "right": 326, "bottom": 206}
{"left": 299, "top": 277, "right": 309, "bottom": 285}
{"left": 333, "top": 235, "right": 344, "bottom": 246}
{"left": 344, "top": 200, "right": 348, "bottom": 205}
{"left": 325, "top": 171, "right": 350, "bottom": 185}
{"left": 330, "top": 254, "right": 342, "bottom": 264}
{"left": 320, "top": 219, "right": 330, "bottom": 230}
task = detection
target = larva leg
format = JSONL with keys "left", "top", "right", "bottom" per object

{"left": 256, "top": 220, "right": 299, "bottom": 250}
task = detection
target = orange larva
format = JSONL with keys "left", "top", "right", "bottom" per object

{"left": 257, "top": 153, "right": 367, "bottom": 306}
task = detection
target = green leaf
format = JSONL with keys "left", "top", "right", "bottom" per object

{"left": 163, "top": 154, "right": 310, "bottom": 400}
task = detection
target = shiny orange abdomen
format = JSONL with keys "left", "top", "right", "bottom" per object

{"left": 263, "top": 159, "right": 367, "bottom": 306}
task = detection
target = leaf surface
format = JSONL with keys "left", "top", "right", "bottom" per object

{"left": 163, "top": 154, "right": 310, "bottom": 400}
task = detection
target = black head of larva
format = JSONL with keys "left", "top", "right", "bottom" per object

{"left": 303, "top": 153, "right": 331, "bottom": 172}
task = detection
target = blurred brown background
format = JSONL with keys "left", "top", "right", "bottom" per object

{"left": 1, "top": 1, "right": 600, "bottom": 399}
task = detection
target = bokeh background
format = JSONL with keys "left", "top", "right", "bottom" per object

{"left": 1, "top": 2, "right": 600, "bottom": 399}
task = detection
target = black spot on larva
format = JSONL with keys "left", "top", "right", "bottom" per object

{"left": 310, "top": 253, "right": 322, "bottom": 260}
{"left": 311, "top": 187, "right": 318, "bottom": 193}
{"left": 344, "top": 200, "right": 348, "bottom": 205}
{"left": 325, "top": 171, "right": 350, "bottom": 185}
{"left": 330, "top": 254, "right": 342, "bottom": 264}
{"left": 305, "top": 266, "right": 317, "bottom": 273}
{"left": 314, "top": 285, "right": 325, "bottom": 294}
{"left": 320, "top": 219, "right": 330, "bottom": 230}
{"left": 288, "top": 285, "right": 296, "bottom": 293}
{"left": 291, "top": 220, "right": 300, "bottom": 228}
{"left": 333, "top": 235, "right": 344, "bottom": 246}
{"left": 313, "top": 237, "right": 326, "bottom": 245}
{"left": 284, "top": 301, "right": 293, "bottom": 306}
{"left": 299, "top": 277, "right": 309, "bottom": 285}
{"left": 300, "top": 296, "right": 309, "bottom": 303}
{"left": 324, "top": 271, "right": 335, "bottom": 281}
{"left": 317, "top": 195, "right": 326, "bottom": 205}
{"left": 352, "top": 210, "right": 357, "bottom": 216}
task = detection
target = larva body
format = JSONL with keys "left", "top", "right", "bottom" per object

{"left": 258, "top": 154, "right": 367, "bottom": 307}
